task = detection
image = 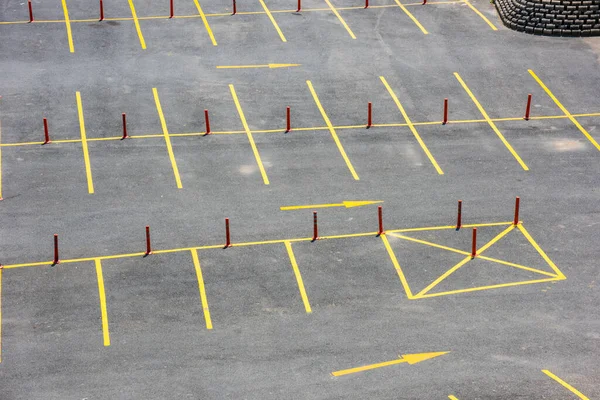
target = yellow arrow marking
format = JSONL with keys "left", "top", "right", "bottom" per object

{"left": 332, "top": 351, "right": 449, "bottom": 376}
{"left": 216, "top": 63, "right": 300, "bottom": 69}
{"left": 280, "top": 200, "right": 382, "bottom": 211}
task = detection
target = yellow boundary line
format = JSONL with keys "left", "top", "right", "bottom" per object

{"left": 393, "top": 0, "right": 428, "bottom": 34}
{"left": 76, "top": 92, "right": 95, "bottom": 194}
{"left": 542, "top": 370, "right": 590, "bottom": 400}
{"left": 152, "top": 88, "right": 183, "bottom": 189}
{"left": 191, "top": 249, "right": 213, "bottom": 329}
{"left": 307, "top": 80, "right": 360, "bottom": 180}
{"left": 61, "top": 0, "right": 75, "bottom": 52}
{"left": 455, "top": 73, "right": 529, "bottom": 171}
{"left": 418, "top": 276, "right": 561, "bottom": 298}
{"left": 285, "top": 241, "right": 312, "bottom": 313}
{"left": 380, "top": 76, "right": 444, "bottom": 174}
{"left": 128, "top": 0, "right": 147, "bottom": 49}
{"left": 517, "top": 224, "right": 565, "bottom": 278}
{"left": 529, "top": 69, "right": 600, "bottom": 151}
{"left": 229, "top": 85, "right": 270, "bottom": 185}
{"left": 94, "top": 259, "right": 110, "bottom": 346}
{"left": 462, "top": 0, "right": 497, "bottom": 30}
{"left": 448, "top": 396, "right": 459, "bottom": 400}
{"left": 0, "top": 268, "right": 2, "bottom": 363}
{"left": 381, "top": 234, "right": 414, "bottom": 298}
{"left": 323, "top": 0, "right": 356, "bottom": 39}
{"left": 259, "top": 0, "right": 287, "bottom": 42}
{"left": 193, "top": 0, "right": 217, "bottom": 46}
{"left": 0, "top": 119, "right": 3, "bottom": 200}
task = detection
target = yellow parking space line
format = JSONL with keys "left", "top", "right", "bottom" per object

{"left": 418, "top": 276, "right": 561, "bottom": 298}
{"left": 381, "top": 235, "right": 415, "bottom": 299}
{"left": 191, "top": 249, "right": 213, "bottom": 330}
{"left": 454, "top": 73, "right": 529, "bottom": 171}
{"left": 128, "top": 0, "right": 147, "bottom": 49}
{"left": 380, "top": 76, "right": 444, "bottom": 174}
{"left": 229, "top": 85, "right": 270, "bottom": 185}
{"left": 0, "top": 268, "right": 2, "bottom": 363}
{"left": 153, "top": 88, "right": 183, "bottom": 189}
{"left": 285, "top": 241, "right": 312, "bottom": 313}
{"left": 448, "top": 396, "right": 460, "bottom": 400}
{"left": 529, "top": 69, "right": 600, "bottom": 151}
{"left": 307, "top": 80, "right": 360, "bottom": 180}
{"left": 393, "top": 0, "right": 428, "bottom": 34}
{"left": 259, "top": 0, "right": 287, "bottom": 42}
{"left": 388, "top": 233, "right": 470, "bottom": 256}
{"left": 76, "top": 92, "right": 95, "bottom": 194}
{"left": 517, "top": 224, "right": 566, "bottom": 279}
{"left": 193, "top": 0, "right": 217, "bottom": 45}
{"left": 476, "top": 255, "right": 557, "bottom": 277}
{"left": 463, "top": 0, "right": 497, "bottom": 30}
{"left": 323, "top": 0, "right": 356, "bottom": 39}
{"left": 542, "top": 370, "right": 590, "bottom": 400}
{"left": 0, "top": 120, "right": 3, "bottom": 201}
{"left": 61, "top": 0, "right": 75, "bottom": 52}
{"left": 94, "top": 259, "right": 111, "bottom": 346}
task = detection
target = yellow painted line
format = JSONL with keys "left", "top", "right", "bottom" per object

{"left": 542, "top": 370, "right": 590, "bottom": 400}
{"left": 448, "top": 396, "right": 459, "bottom": 400}
{"left": 229, "top": 85, "right": 270, "bottom": 185}
{"left": 393, "top": 0, "right": 428, "bottom": 34}
{"left": 529, "top": 69, "right": 600, "bottom": 151}
{"left": 380, "top": 76, "right": 444, "bottom": 175}
{"left": 476, "top": 255, "right": 557, "bottom": 277}
{"left": 517, "top": 224, "right": 565, "bottom": 279}
{"left": 387, "top": 221, "right": 513, "bottom": 234}
{"left": 323, "top": 0, "right": 356, "bottom": 39}
{"left": 307, "top": 80, "right": 360, "bottom": 180}
{"left": 216, "top": 64, "right": 300, "bottom": 69}
{"left": 381, "top": 234, "right": 414, "bottom": 299}
{"left": 61, "top": 0, "right": 75, "bottom": 52}
{"left": 418, "top": 277, "right": 561, "bottom": 298}
{"left": 191, "top": 249, "right": 213, "bottom": 329}
{"left": 0, "top": 139, "right": 82, "bottom": 147}
{"left": 0, "top": 119, "right": 3, "bottom": 200}
{"left": 463, "top": 0, "right": 497, "bottom": 30}
{"left": 94, "top": 259, "right": 110, "bottom": 346}
{"left": 332, "top": 352, "right": 448, "bottom": 376}
{"left": 153, "top": 88, "right": 183, "bottom": 189}
{"left": 454, "top": 73, "right": 529, "bottom": 171}
{"left": 76, "top": 92, "right": 95, "bottom": 194}
{"left": 193, "top": 0, "right": 217, "bottom": 46}
{"left": 285, "top": 241, "right": 312, "bottom": 313}
{"left": 388, "top": 233, "right": 470, "bottom": 256}
{"left": 281, "top": 200, "right": 382, "bottom": 211}
{"left": 128, "top": 0, "right": 147, "bottom": 49}
{"left": 0, "top": 268, "right": 2, "bottom": 363}
{"left": 259, "top": 0, "right": 287, "bottom": 42}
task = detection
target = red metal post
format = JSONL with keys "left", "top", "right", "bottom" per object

{"left": 43, "top": 118, "right": 51, "bottom": 144}
{"left": 170, "top": 0, "right": 174, "bottom": 18}
{"left": 286, "top": 106, "right": 291, "bottom": 133}
{"left": 524, "top": 94, "right": 532, "bottom": 120}
{"left": 471, "top": 228, "right": 477, "bottom": 258}
{"left": 225, "top": 218, "right": 231, "bottom": 247}
{"left": 53, "top": 234, "right": 60, "bottom": 264}
{"left": 28, "top": 0, "right": 34, "bottom": 23}
{"left": 377, "top": 206, "right": 384, "bottom": 236}
{"left": 365, "top": 0, "right": 369, "bottom": 8}
{"left": 122, "top": 113, "right": 128, "bottom": 139}
{"left": 297, "top": 0, "right": 301, "bottom": 12}
{"left": 204, "top": 109, "right": 210, "bottom": 135}
{"left": 443, "top": 98, "right": 448, "bottom": 125}
{"left": 145, "top": 226, "right": 152, "bottom": 255}
{"left": 232, "top": 0, "right": 236, "bottom": 15}
{"left": 312, "top": 211, "right": 318, "bottom": 241}
{"left": 423, "top": 0, "right": 427, "bottom": 4}
{"left": 99, "top": 0, "right": 104, "bottom": 21}
{"left": 514, "top": 196, "right": 520, "bottom": 225}
{"left": 456, "top": 200, "right": 462, "bottom": 230}
{"left": 367, "top": 102, "right": 372, "bottom": 128}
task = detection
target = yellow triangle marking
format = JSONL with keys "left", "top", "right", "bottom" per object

{"left": 342, "top": 200, "right": 383, "bottom": 208}
{"left": 387, "top": 232, "right": 470, "bottom": 256}
{"left": 517, "top": 224, "right": 566, "bottom": 279}
{"left": 401, "top": 351, "right": 449, "bottom": 364}
{"left": 477, "top": 255, "right": 557, "bottom": 277}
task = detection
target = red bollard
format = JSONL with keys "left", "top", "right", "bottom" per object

{"left": 513, "top": 196, "right": 520, "bottom": 225}
{"left": 53, "top": 234, "right": 60, "bottom": 265}
{"left": 377, "top": 206, "right": 384, "bottom": 236}
{"left": 225, "top": 218, "right": 231, "bottom": 248}
{"left": 456, "top": 200, "right": 462, "bottom": 230}
{"left": 232, "top": 0, "right": 236, "bottom": 15}
{"left": 122, "top": 113, "right": 128, "bottom": 139}
{"left": 99, "top": 0, "right": 104, "bottom": 21}
{"left": 286, "top": 106, "right": 291, "bottom": 133}
{"left": 28, "top": 0, "right": 34, "bottom": 23}
{"left": 422, "top": 0, "right": 427, "bottom": 4}
{"left": 204, "top": 109, "right": 211, "bottom": 135}
{"left": 312, "top": 211, "right": 319, "bottom": 241}
{"left": 471, "top": 228, "right": 477, "bottom": 258}
{"left": 170, "top": 0, "right": 174, "bottom": 18}
{"left": 367, "top": 102, "right": 372, "bottom": 128}
{"left": 524, "top": 94, "right": 532, "bottom": 121}
{"left": 443, "top": 98, "right": 448, "bottom": 125}
{"left": 145, "top": 226, "right": 152, "bottom": 255}
{"left": 43, "top": 118, "right": 51, "bottom": 144}
{"left": 365, "top": 0, "right": 369, "bottom": 8}
{"left": 297, "top": 0, "right": 301, "bottom": 12}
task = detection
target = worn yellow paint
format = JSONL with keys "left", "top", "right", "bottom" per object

{"left": 259, "top": 0, "right": 287, "bottom": 42}
{"left": 191, "top": 249, "right": 213, "bottom": 330}
{"left": 128, "top": 0, "right": 147, "bottom": 49}
{"left": 418, "top": 276, "right": 562, "bottom": 299}
{"left": 517, "top": 224, "right": 565, "bottom": 279}
{"left": 285, "top": 242, "right": 312, "bottom": 313}
{"left": 0, "top": 119, "right": 3, "bottom": 200}
{"left": 448, "top": 396, "right": 460, "bottom": 400}
{"left": 380, "top": 76, "right": 444, "bottom": 174}
{"left": 61, "top": 0, "right": 75, "bottom": 52}
{"left": 0, "top": 268, "right": 2, "bottom": 363}
{"left": 153, "top": 88, "right": 183, "bottom": 189}
{"left": 324, "top": 0, "right": 356, "bottom": 39}
{"left": 393, "top": 0, "right": 428, "bottom": 34}
{"left": 193, "top": 0, "right": 217, "bottom": 45}
{"left": 94, "top": 259, "right": 110, "bottom": 346}
{"left": 281, "top": 200, "right": 382, "bottom": 210}
{"left": 381, "top": 234, "right": 414, "bottom": 299}
{"left": 76, "top": 92, "right": 95, "bottom": 194}
{"left": 307, "top": 80, "right": 360, "bottom": 180}
{"left": 463, "top": 0, "right": 497, "bottom": 30}
{"left": 216, "top": 63, "right": 300, "bottom": 69}
{"left": 542, "top": 370, "right": 589, "bottom": 400}
{"left": 332, "top": 352, "right": 448, "bottom": 376}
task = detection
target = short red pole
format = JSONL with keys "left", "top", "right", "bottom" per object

{"left": 43, "top": 118, "right": 51, "bottom": 144}
{"left": 456, "top": 200, "right": 462, "bottom": 230}
{"left": 204, "top": 109, "right": 211, "bottom": 135}
{"left": 514, "top": 196, "right": 520, "bottom": 225}
{"left": 471, "top": 228, "right": 477, "bottom": 258}
{"left": 367, "top": 102, "right": 372, "bottom": 128}
{"left": 365, "top": 0, "right": 369, "bottom": 8}
{"left": 99, "top": 0, "right": 104, "bottom": 21}
{"left": 423, "top": 0, "right": 427, "bottom": 4}
{"left": 312, "top": 211, "right": 318, "bottom": 241}
{"left": 524, "top": 94, "right": 532, "bottom": 121}
{"left": 232, "top": 0, "right": 236, "bottom": 15}
{"left": 145, "top": 226, "right": 152, "bottom": 255}
{"left": 286, "top": 106, "right": 291, "bottom": 133}
{"left": 28, "top": 0, "right": 33, "bottom": 23}
{"left": 443, "top": 98, "right": 448, "bottom": 125}
{"left": 297, "top": 0, "right": 301, "bottom": 12}
{"left": 225, "top": 218, "right": 231, "bottom": 247}
{"left": 122, "top": 113, "right": 128, "bottom": 139}
{"left": 377, "top": 206, "right": 384, "bottom": 236}
{"left": 170, "top": 0, "right": 174, "bottom": 18}
{"left": 53, "top": 234, "right": 60, "bottom": 265}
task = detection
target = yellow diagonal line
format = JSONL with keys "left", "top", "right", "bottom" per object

{"left": 477, "top": 255, "right": 557, "bottom": 277}
{"left": 380, "top": 76, "right": 444, "bottom": 174}
{"left": 387, "top": 233, "right": 470, "bottom": 256}
{"left": 454, "top": 73, "right": 529, "bottom": 171}
{"left": 191, "top": 249, "right": 213, "bottom": 329}
{"left": 153, "top": 88, "right": 183, "bottom": 188}
{"left": 76, "top": 92, "right": 95, "bottom": 194}
{"left": 381, "top": 235, "right": 414, "bottom": 299}
{"left": 0, "top": 119, "right": 3, "bottom": 200}
{"left": 393, "top": 0, "right": 428, "bottom": 34}
{"left": 542, "top": 370, "right": 590, "bottom": 400}
{"left": 94, "top": 259, "right": 110, "bottom": 346}
{"left": 332, "top": 357, "right": 405, "bottom": 376}
{"left": 418, "top": 277, "right": 561, "bottom": 299}
{"left": 193, "top": 0, "right": 217, "bottom": 46}
{"left": 0, "top": 268, "right": 2, "bottom": 363}
{"left": 324, "top": 0, "right": 356, "bottom": 39}
{"left": 128, "top": 0, "right": 147, "bottom": 49}
{"left": 529, "top": 69, "right": 600, "bottom": 151}
{"left": 285, "top": 241, "right": 312, "bottom": 313}
{"left": 61, "top": 0, "right": 75, "bottom": 52}
{"left": 463, "top": 0, "right": 497, "bottom": 30}
{"left": 259, "top": 0, "right": 286, "bottom": 42}
{"left": 517, "top": 224, "right": 566, "bottom": 279}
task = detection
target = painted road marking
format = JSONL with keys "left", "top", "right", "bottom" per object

{"left": 448, "top": 396, "right": 459, "bottom": 400}
{"left": 0, "top": 267, "right": 2, "bottom": 363}
{"left": 193, "top": 0, "right": 217, "bottom": 46}
{"left": 332, "top": 351, "right": 449, "bottom": 376}
{"left": 542, "top": 370, "right": 589, "bottom": 400}
{"left": 153, "top": 88, "right": 183, "bottom": 189}
{"left": 517, "top": 224, "right": 565, "bottom": 279}
{"left": 216, "top": 64, "right": 300, "bottom": 69}
{"left": 455, "top": 73, "right": 529, "bottom": 171}
{"left": 324, "top": 0, "right": 356, "bottom": 39}
{"left": 307, "top": 80, "right": 360, "bottom": 180}
{"left": 0, "top": 119, "right": 3, "bottom": 200}
{"left": 380, "top": 76, "right": 444, "bottom": 175}
{"left": 61, "top": 0, "right": 75, "bottom": 52}
{"left": 285, "top": 241, "right": 312, "bottom": 313}
{"left": 381, "top": 234, "right": 415, "bottom": 299}
{"left": 128, "top": 0, "right": 147, "bottom": 49}
{"left": 393, "top": 0, "right": 428, "bottom": 34}
{"left": 281, "top": 200, "right": 382, "bottom": 211}
{"left": 191, "top": 249, "right": 213, "bottom": 330}
{"left": 259, "top": 0, "right": 287, "bottom": 42}
{"left": 529, "top": 69, "right": 600, "bottom": 151}
{"left": 76, "top": 92, "right": 95, "bottom": 194}
{"left": 463, "top": 0, "right": 498, "bottom": 30}
{"left": 229, "top": 84, "right": 270, "bottom": 185}
{"left": 94, "top": 259, "right": 110, "bottom": 346}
